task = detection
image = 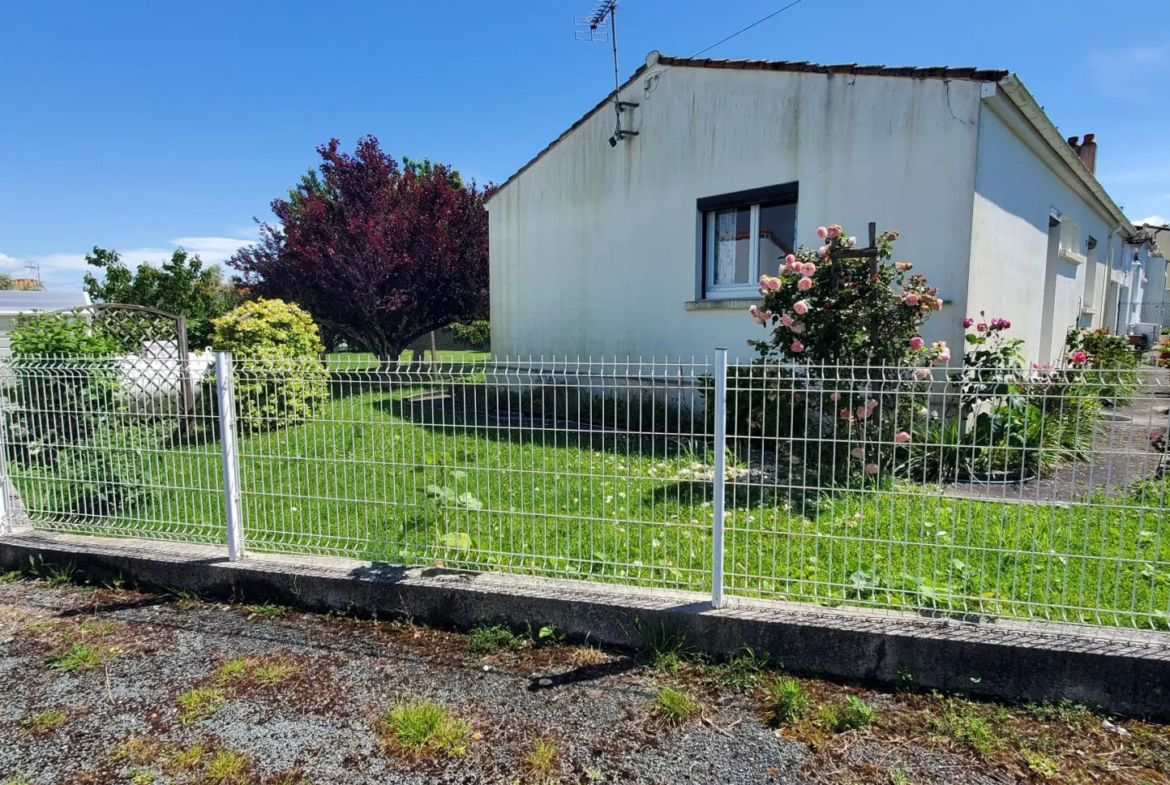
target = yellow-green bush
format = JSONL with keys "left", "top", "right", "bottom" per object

{"left": 211, "top": 299, "right": 329, "bottom": 431}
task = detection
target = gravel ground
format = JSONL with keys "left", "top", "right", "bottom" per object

{"left": 1, "top": 578, "right": 1165, "bottom": 784}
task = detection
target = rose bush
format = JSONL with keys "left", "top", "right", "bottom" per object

{"left": 721, "top": 225, "right": 948, "bottom": 486}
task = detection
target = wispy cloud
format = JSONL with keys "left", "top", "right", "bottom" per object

{"left": 1088, "top": 44, "right": 1170, "bottom": 101}
{"left": 1137, "top": 215, "right": 1168, "bottom": 227}
{"left": 0, "top": 236, "right": 255, "bottom": 291}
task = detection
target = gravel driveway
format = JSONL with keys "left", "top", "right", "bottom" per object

{"left": 1, "top": 576, "right": 1166, "bottom": 784}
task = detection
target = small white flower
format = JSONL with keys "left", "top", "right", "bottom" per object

{"left": 605, "top": 495, "right": 614, "bottom": 503}
{"left": 618, "top": 492, "right": 626, "bottom": 499}
{"left": 652, "top": 539, "right": 662, "bottom": 548}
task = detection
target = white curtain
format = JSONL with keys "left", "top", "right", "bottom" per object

{"left": 715, "top": 210, "right": 737, "bottom": 285}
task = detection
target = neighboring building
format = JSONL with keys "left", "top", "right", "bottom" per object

{"left": 0, "top": 290, "right": 92, "bottom": 352}
{"left": 487, "top": 52, "right": 1147, "bottom": 364}
{"left": 1135, "top": 224, "right": 1170, "bottom": 328}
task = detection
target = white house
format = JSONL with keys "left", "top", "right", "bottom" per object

{"left": 487, "top": 52, "right": 1147, "bottom": 364}
{"left": 1136, "top": 223, "right": 1170, "bottom": 328}
{"left": 0, "top": 290, "right": 91, "bottom": 352}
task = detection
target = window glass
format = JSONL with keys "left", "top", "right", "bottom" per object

{"left": 713, "top": 207, "right": 751, "bottom": 285}
{"left": 757, "top": 202, "right": 796, "bottom": 278}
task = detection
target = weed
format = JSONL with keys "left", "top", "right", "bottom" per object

{"left": 21, "top": 708, "right": 69, "bottom": 732}
{"left": 379, "top": 699, "right": 472, "bottom": 758}
{"left": 929, "top": 699, "right": 1004, "bottom": 757}
{"left": 111, "top": 737, "right": 159, "bottom": 765}
{"left": 161, "top": 744, "right": 205, "bottom": 772}
{"left": 523, "top": 736, "right": 559, "bottom": 779}
{"left": 533, "top": 624, "right": 565, "bottom": 647}
{"left": 583, "top": 769, "right": 605, "bottom": 782}
{"left": 1, "top": 779, "right": 31, "bottom": 785}
{"left": 766, "top": 676, "right": 810, "bottom": 725}
{"left": 177, "top": 687, "right": 225, "bottom": 724}
{"left": 172, "top": 590, "right": 204, "bottom": 610}
{"left": 720, "top": 646, "right": 770, "bottom": 691}
{"left": 469, "top": 623, "right": 522, "bottom": 653}
{"left": 254, "top": 660, "right": 300, "bottom": 685}
{"left": 818, "top": 696, "right": 877, "bottom": 733}
{"left": 652, "top": 686, "right": 701, "bottom": 725}
{"left": 1024, "top": 700, "right": 1093, "bottom": 726}
{"left": 130, "top": 772, "right": 155, "bottom": 785}
{"left": 0, "top": 570, "right": 23, "bottom": 584}
{"left": 48, "top": 642, "right": 104, "bottom": 672}
{"left": 889, "top": 770, "right": 910, "bottom": 785}
{"left": 245, "top": 603, "right": 288, "bottom": 619}
{"left": 45, "top": 562, "right": 77, "bottom": 587}
{"left": 203, "top": 749, "right": 250, "bottom": 785}
{"left": 78, "top": 618, "right": 117, "bottom": 637}
{"left": 214, "top": 657, "right": 248, "bottom": 684}
{"left": 568, "top": 645, "right": 608, "bottom": 667}
{"left": 637, "top": 622, "right": 692, "bottom": 673}
{"left": 1022, "top": 748, "right": 1060, "bottom": 778}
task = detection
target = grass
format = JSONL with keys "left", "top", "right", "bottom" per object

{"left": 21, "top": 708, "right": 70, "bottom": 732}
{"left": 637, "top": 622, "right": 694, "bottom": 673}
{"left": 766, "top": 676, "right": 811, "bottom": 725}
{"left": 814, "top": 696, "right": 878, "bottom": 733}
{"left": 13, "top": 377, "right": 1169, "bottom": 630}
{"left": 254, "top": 660, "right": 300, "bottom": 685}
{"left": 719, "top": 646, "right": 770, "bottom": 691}
{"left": 469, "top": 623, "right": 523, "bottom": 653}
{"left": 48, "top": 642, "right": 105, "bottom": 672}
{"left": 202, "top": 749, "right": 250, "bottom": 785}
{"left": 379, "top": 699, "right": 473, "bottom": 758}
{"left": 213, "top": 657, "right": 248, "bottom": 684}
{"left": 652, "top": 686, "right": 701, "bottom": 725}
{"left": 176, "top": 687, "right": 225, "bottom": 724}
{"left": 244, "top": 602, "right": 288, "bottom": 618}
{"left": 523, "top": 736, "right": 559, "bottom": 780}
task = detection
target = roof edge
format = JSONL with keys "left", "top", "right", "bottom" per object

{"left": 996, "top": 75, "right": 1136, "bottom": 237}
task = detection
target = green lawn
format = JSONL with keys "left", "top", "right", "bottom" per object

{"left": 326, "top": 350, "right": 491, "bottom": 369}
{"left": 11, "top": 380, "right": 1169, "bottom": 630}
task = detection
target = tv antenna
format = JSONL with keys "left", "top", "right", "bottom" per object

{"left": 574, "top": 0, "right": 639, "bottom": 147}
{"left": 24, "top": 260, "right": 41, "bottom": 284}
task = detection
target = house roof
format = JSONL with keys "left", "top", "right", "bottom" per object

{"left": 486, "top": 53, "right": 1137, "bottom": 238}
{"left": 0, "top": 290, "right": 90, "bottom": 315}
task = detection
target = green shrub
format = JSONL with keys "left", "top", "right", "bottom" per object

{"left": 211, "top": 299, "right": 329, "bottom": 431}
{"left": 51, "top": 418, "right": 166, "bottom": 516}
{"left": 448, "top": 320, "right": 490, "bottom": 352}
{"left": 818, "top": 695, "right": 877, "bottom": 732}
{"left": 1065, "top": 327, "right": 1139, "bottom": 404}
{"left": 10, "top": 312, "right": 118, "bottom": 358}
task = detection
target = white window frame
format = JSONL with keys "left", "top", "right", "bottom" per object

{"left": 705, "top": 204, "right": 767, "bottom": 298}
{"left": 1058, "top": 216, "right": 1086, "bottom": 265}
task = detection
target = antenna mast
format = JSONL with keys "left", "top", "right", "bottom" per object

{"left": 574, "top": 0, "right": 639, "bottom": 147}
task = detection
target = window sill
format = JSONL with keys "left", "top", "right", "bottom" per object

{"left": 1081, "top": 306, "right": 1099, "bottom": 315}
{"left": 1058, "top": 249, "right": 1087, "bottom": 265}
{"left": 685, "top": 298, "right": 762, "bottom": 311}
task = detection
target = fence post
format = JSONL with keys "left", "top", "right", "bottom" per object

{"left": 215, "top": 352, "right": 244, "bottom": 561}
{"left": 711, "top": 347, "right": 728, "bottom": 609}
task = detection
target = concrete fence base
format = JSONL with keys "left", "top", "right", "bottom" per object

{"left": 3, "top": 529, "right": 1169, "bottom": 720}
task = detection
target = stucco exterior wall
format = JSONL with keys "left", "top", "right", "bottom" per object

{"left": 489, "top": 61, "right": 983, "bottom": 361}
{"left": 969, "top": 101, "right": 1117, "bottom": 363}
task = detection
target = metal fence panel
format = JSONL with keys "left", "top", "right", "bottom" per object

{"left": 0, "top": 355, "right": 226, "bottom": 544}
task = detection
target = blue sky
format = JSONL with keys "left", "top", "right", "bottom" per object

{"left": 2, "top": 0, "right": 1168, "bottom": 288}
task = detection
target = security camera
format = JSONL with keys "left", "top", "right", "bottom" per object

{"left": 608, "top": 136, "right": 618, "bottom": 148}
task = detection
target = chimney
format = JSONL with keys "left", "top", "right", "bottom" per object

{"left": 1077, "top": 133, "right": 1097, "bottom": 174}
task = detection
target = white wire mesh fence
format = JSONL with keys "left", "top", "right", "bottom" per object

{"left": 0, "top": 352, "right": 1167, "bottom": 632}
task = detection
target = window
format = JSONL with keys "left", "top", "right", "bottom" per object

{"left": 1057, "top": 216, "right": 1086, "bottom": 264}
{"left": 698, "top": 183, "right": 797, "bottom": 298}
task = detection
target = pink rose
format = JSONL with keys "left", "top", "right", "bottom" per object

{"left": 801, "top": 263, "right": 817, "bottom": 277}
{"left": 793, "top": 300, "right": 809, "bottom": 315}
{"left": 817, "top": 245, "right": 829, "bottom": 259}
{"left": 780, "top": 313, "right": 793, "bottom": 327}
{"left": 856, "top": 406, "right": 870, "bottom": 420}
{"left": 827, "top": 225, "right": 842, "bottom": 238}
{"left": 895, "top": 261, "right": 912, "bottom": 272}
{"left": 963, "top": 317, "right": 974, "bottom": 328}
{"left": 909, "top": 336, "right": 925, "bottom": 350}
{"left": 933, "top": 298, "right": 943, "bottom": 311}
{"left": 797, "top": 277, "right": 813, "bottom": 291}
{"left": 829, "top": 392, "right": 840, "bottom": 401}
{"left": 913, "top": 367, "right": 932, "bottom": 381}
{"left": 850, "top": 448, "right": 865, "bottom": 458}
{"left": 839, "top": 408, "right": 852, "bottom": 419}
{"left": 1070, "top": 350, "right": 1088, "bottom": 364}
{"left": 790, "top": 340, "right": 804, "bottom": 353}
{"left": 864, "top": 463, "right": 879, "bottom": 475}
{"left": 787, "top": 260, "right": 803, "bottom": 274}
{"left": 904, "top": 294, "right": 919, "bottom": 307}
{"left": 817, "top": 226, "right": 828, "bottom": 239}
{"left": 748, "top": 305, "right": 773, "bottom": 325}
{"left": 865, "top": 399, "right": 878, "bottom": 410}
{"left": 895, "top": 431, "right": 911, "bottom": 444}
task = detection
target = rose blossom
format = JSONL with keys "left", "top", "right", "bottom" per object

{"left": 780, "top": 313, "right": 793, "bottom": 327}
{"left": 801, "top": 262, "right": 817, "bottom": 277}
{"left": 850, "top": 448, "right": 865, "bottom": 458}
{"left": 894, "top": 431, "right": 911, "bottom": 444}
{"left": 909, "top": 336, "right": 925, "bottom": 350}
{"left": 816, "top": 226, "right": 828, "bottom": 239}
{"left": 839, "top": 408, "right": 853, "bottom": 419}
{"left": 864, "top": 463, "right": 879, "bottom": 475}
{"left": 785, "top": 253, "right": 796, "bottom": 264}
{"left": 856, "top": 406, "right": 870, "bottom": 419}
{"left": 895, "top": 261, "right": 913, "bottom": 271}
{"left": 797, "top": 277, "right": 813, "bottom": 291}
{"left": 827, "top": 225, "right": 842, "bottom": 238}
{"left": 904, "top": 294, "right": 919, "bottom": 307}
{"left": 790, "top": 340, "right": 804, "bottom": 353}
{"left": 829, "top": 392, "right": 840, "bottom": 401}
{"left": 963, "top": 317, "right": 974, "bottom": 328}
{"left": 817, "top": 245, "right": 829, "bottom": 259}
{"left": 1070, "top": 350, "right": 1088, "bottom": 364}
{"left": 913, "top": 367, "right": 932, "bottom": 381}
{"left": 793, "top": 300, "right": 810, "bottom": 315}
